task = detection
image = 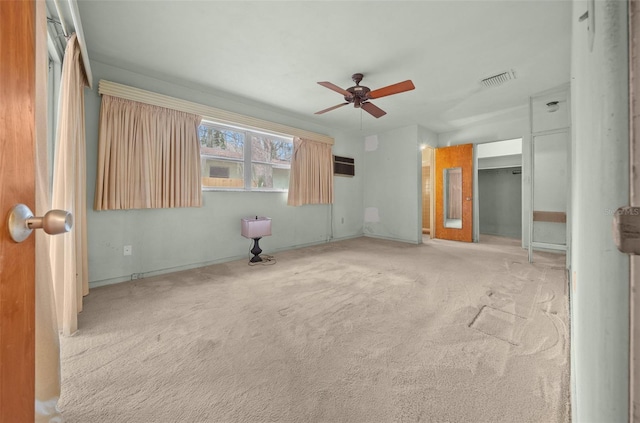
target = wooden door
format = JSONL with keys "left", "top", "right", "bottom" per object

{"left": 434, "top": 144, "right": 473, "bottom": 242}
{"left": 0, "top": 1, "right": 38, "bottom": 421}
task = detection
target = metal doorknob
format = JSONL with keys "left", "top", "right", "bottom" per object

{"left": 7, "top": 203, "right": 73, "bottom": 243}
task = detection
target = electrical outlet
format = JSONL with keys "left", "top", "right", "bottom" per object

{"left": 131, "top": 273, "right": 140, "bottom": 280}
{"left": 341, "top": 217, "right": 345, "bottom": 224}
{"left": 124, "top": 245, "right": 132, "bottom": 256}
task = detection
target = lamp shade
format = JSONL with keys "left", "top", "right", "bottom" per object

{"left": 241, "top": 216, "right": 272, "bottom": 239}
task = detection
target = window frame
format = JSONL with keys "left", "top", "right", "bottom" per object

{"left": 199, "top": 120, "right": 293, "bottom": 192}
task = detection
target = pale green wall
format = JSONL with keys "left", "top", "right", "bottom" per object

{"left": 85, "top": 61, "right": 364, "bottom": 286}
{"left": 362, "top": 125, "right": 426, "bottom": 243}
{"left": 570, "top": 0, "right": 629, "bottom": 420}
{"left": 478, "top": 168, "right": 522, "bottom": 239}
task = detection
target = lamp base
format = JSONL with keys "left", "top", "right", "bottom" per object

{"left": 250, "top": 237, "right": 263, "bottom": 263}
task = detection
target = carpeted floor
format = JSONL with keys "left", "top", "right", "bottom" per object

{"left": 59, "top": 236, "right": 570, "bottom": 422}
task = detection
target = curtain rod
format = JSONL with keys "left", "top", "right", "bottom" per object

{"left": 52, "top": 0, "right": 69, "bottom": 37}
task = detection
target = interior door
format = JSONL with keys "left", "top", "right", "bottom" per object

{"left": 0, "top": 1, "right": 38, "bottom": 420}
{"left": 434, "top": 144, "right": 474, "bottom": 242}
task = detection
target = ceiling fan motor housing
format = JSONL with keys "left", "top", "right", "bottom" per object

{"left": 345, "top": 85, "right": 371, "bottom": 104}
{"left": 345, "top": 73, "right": 371, "bottom": 105}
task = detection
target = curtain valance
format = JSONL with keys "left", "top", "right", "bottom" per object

{"left": 98, "top": 80, "right": 334, "bottom": 146}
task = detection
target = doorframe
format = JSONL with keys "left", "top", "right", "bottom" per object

{"left": 629, "top": 0, "right": 640, "bottom": 420}
{"left": 526, "top": 85, "right": 572, "bottom": 265}
{"left": 473, "top": 138, "right": 523, "bottom": 243}
{"left": 420, "top": 145, "right": 436, "bottom": 241}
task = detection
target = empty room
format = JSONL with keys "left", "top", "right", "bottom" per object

{"left": 0, "top": 0, "right": 634, "bottom": 422}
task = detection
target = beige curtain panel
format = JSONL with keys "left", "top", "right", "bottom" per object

{"left": 94, "top": 95, "right": 203, "bottom": 210}
{"left": 50, "top": 33, "right": 89, "bottom": 338}
{"left": 287, "top": 137, "right": 334, "bottom": 206}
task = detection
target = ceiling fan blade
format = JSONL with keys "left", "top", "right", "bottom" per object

{"left": 317, "top": 81, "right": 352, "bottom": 97}
{"left": 315, "top": 103, "right": 349, "bottom": 115}
{"left": 361, "top": 102, "right": 387, "bottom": 118}
{"left": 368, "top": 80, "right": 415, "bottom": 99}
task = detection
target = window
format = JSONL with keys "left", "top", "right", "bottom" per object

{"left": 199, "top": 121, "right": 293, "bottom": 191}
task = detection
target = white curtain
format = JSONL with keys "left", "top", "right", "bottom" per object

{"left": 287, "top": 137, "right": 334, "bottom": 206}
{"left": 94, "top": 95, "right": 203, "bottom": 210}
{"left": 50, "top": 33, "right": 89, "bottom": 336}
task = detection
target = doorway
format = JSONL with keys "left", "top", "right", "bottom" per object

{"left": 421, "top": 146, "right": 435, "bottom": 240}
{"left": 475, "top": 138, "right": 523, "bottom": 243}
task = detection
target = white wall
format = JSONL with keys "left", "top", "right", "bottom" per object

{"left": 570, "top": 0, "right": 630, "bottom": 421}
{"left": 438, "top": 107, "right": 528, "bottom": 147}
{"left": 85, "top": 61, "right": 364, "bottom": 286}
{"left": 478, "top": 168, "right": 522, "bottom": 239}
{"left": 476, "top": 138, "right": 522, "bottom": 158}
{"left": 362, "top": 125, "right": 434, "bottom": 244}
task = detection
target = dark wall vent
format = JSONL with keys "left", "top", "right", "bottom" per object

{"left": 333, "top": 155, "right": 355, "bottom": 177}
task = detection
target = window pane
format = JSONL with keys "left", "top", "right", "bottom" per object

{"left": 199, "top": 126, "right": 244, "bottom": 159}
{"left": 198, "top": 123, "right": 292, "bottom": 191}
{"left": 252, "top": 163, "right": 273, "bottom": 188}
{"left": 251, "top": 134, "right": 292, "bottom": 190}
{"left": 273, "top": 167, "right": 290, "bottom": 190}
{"left": 202, "top": 158, "right": 243, "bottom": 189}
{"left": 251, "top": 135, "right": 292, "bottom": 164}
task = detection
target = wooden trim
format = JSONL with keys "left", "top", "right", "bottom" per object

{"left": 532, "top": 211, "right": 567, "bottom": 223}
{"left": 98, "top": 80, "right": 334, "bottom": 145}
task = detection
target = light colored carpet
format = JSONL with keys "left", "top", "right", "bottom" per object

{"left": 59, "top": 236, "right": 570, "bottom": 422}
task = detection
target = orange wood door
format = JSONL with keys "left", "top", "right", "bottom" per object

{"left": 0, "top": 1, "right": 37, "bottom": 421}
{"left": 434, "top": 144, "right": 473, "bottom": 242}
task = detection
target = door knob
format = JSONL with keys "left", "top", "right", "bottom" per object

{"left": 7, "top": 204, "right": 73, "bottom": 243}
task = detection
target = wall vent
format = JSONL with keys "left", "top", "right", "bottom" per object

{"left": 333, "top": 155, "right": 355, "bottom": 177}
{"left": 481, "top": 70, "right": 516, "bottom": 88}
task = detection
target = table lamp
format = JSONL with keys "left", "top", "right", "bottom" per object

{"left": 241, "top": 216, "right": 272, "bottom": 263}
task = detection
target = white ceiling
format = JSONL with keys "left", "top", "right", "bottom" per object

{"left": 74, "top": 0, "right": 572, "bottom": 136}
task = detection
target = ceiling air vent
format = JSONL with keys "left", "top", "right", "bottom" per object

{"left": 481, "top": 70, "right": 516, "bottom": 88}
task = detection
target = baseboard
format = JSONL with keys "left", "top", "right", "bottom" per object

{"left": 89, "top": 253, "right": 248, "bottom": 289}
{"left": 363, "top": 233, "right": 421, "bottom": 245}
{"left": 89, "top": 234, "right": 365, "bottom": 289}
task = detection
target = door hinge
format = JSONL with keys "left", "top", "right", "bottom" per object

{"left": 613, "top": 206, "right": 640, "bottom": 254}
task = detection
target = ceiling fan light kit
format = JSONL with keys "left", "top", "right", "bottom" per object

{"left": 315, "top": 73, "right": 415, "bottom": 119}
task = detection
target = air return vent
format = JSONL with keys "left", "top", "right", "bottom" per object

{"left": 481, "top": 70, "right": 516, "bottom": 88}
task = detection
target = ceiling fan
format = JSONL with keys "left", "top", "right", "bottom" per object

{"left": 315, "top": 73, "right": 415, "bottom": 118}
